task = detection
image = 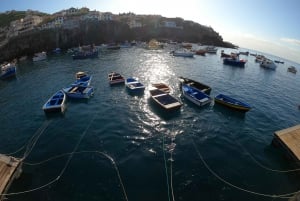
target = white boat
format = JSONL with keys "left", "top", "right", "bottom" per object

{"left": 260, "top": 59, "right": 277, "bottom": 70}
{"left": 63, "top": 86, "right": 94, "bottom": 99}
{"left": 205, "top": 46, "right": 218, "bottom": 53}
{"left": 125, "top": 77, "right": 145, "bottom": 92}
{"left": 108, "top": 72, "right": 125, "bottom": 85}
{"left": 181, "top": 84, "right": 212, "bottom": 107}
{"left": 33, "top": 51, "right": 47, "bottom": 62}
{"left": 42, "top": 90, "right": 66, "bottom": 113}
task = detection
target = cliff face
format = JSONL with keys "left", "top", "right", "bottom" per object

{"left": 0, "top": 17, "right": 236, "bottom": 62}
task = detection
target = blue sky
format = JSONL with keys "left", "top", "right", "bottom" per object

{"left": 1, "top": 0, "right": 300, "bottom": 63}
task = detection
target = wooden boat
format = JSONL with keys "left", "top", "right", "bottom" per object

{"left": 1, "top": 63, "right": 16, "bottom": 79}
{"left": 33, "top": 51, "right": 47, "bottom": 62}
{"left": 63, "top": 86, "right": 94, "bottom": 99}
{"left": 181, "top": 84, "right": 212, "bottom": 107}
{"left": 108, "top": 72, "right": 125, "bottom": 85}
{"left": 220, "top": 52, "right": 232, "bottom": 58}
{"left": 151, "top": 83, "right": 171, "bottom": 93}
{"left": 214, "top": 94, "right": 251, "bottom": 112}
{"left": 178, "top": 76, "right": 211, "bottom": 95}
{"left": 223, "top": 58, "right": 246, "bottom": 67}
{"left": 42, "top": 90, "right": 66, "bottom": 113}
{"left": 125, "top": 77, "right": 145, "bottom": 92}
{"left": 149, "top": 88, "right": 182, "bottom": 110}
{"left": 194, "top": 49, "right": 206, "bottom": 56}
{"left": 287, "top": 66, "right": 297, "bottom": 74}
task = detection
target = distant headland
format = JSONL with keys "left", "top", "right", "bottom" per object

{"left": 0, "top": 7, "right": 237, "bottom": 62}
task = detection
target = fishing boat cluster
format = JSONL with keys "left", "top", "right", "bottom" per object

{"left": 42, "top": 71, "right": 252, "bottom": 114}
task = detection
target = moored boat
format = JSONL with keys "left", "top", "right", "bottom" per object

{"left": 214, "top": 94, "right": 251, "bottom": 112}
{"left": 108, "top": 72, "right": 125, "bottom": 85}
{"left": 1, "top": 63, "right": 16, "bottom": 79}
{"left": 63, "top": 86, "right": 94, "bottom": 99}
{"left": 171, "top": 50, "right": 194, "bottom": 57}
{"left": 223, "top": 58, "right": 247, "bottom": 67}
{"left": 181, "top": 84, "right": 212, "bottom": 107}
{"left": 72, "top": 74, "right": 92, "bottom": 87}
{"left": 151, "top": 83, "right": 171, "bottom": 93}
{"left": 149, "top": 88, "right": 182, "bottom": 110}
{"left": 287, "top": 66, "right": 297, "bottom": 74}
{"left": 205, "top": 46, "right": 218, "bottom": 53}
{"left": 33, "top": 51, "right": 47, "bottom": 62}
{"left": 178, "top": 76, "right": 211, "bottom": 95}
{"left": 260, "top": 59, "right": 277, "bottom": 70}
{"left": 125, "top": 77, "right": 145, "bottom": 92}
{"left": 42, "top": 90, "right": 66, "bottom": 113}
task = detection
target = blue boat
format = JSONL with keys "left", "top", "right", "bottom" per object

{"left": 1, "top": 63, "right": 16, "bottom": 79}
{"left": 214, "top": 94, "right": 251, "bottom": 112}
{"left": 125, "top": 77, "right": 145, "bottom": 93}
{"left": 63, "top": 86, "right": 94, "bottom": 99}
{"left": 223, "top": 58, "right": 246, "bottom": 67}
{"left": 72, "top": 74, "right": 92, "bottom": 87}
{"left": 42, "top": 90, "right": 66, "bottom": 113}
{"left": 181, "top": 84, "right": 212, "bottom": 107}
{"left": 149, "top": 88, "right": 182, "bottom": 110}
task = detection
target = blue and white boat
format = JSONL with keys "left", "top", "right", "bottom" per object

{"left": 42, "top": 90, "right": 66, "bottom": 113}
{"left": 72, "top": 72, "right": 92, "bottom": 87}
{"left": 181, "top": 84, "right": 212, "bottom": 107}
{"left": 149, "top": 88, "right": 182, "bottom": 110}
{"left": 214, "top": 94, "right": 251, "bottom": 112}
{"left": 125, "top": 77, "right": 145, "bottom": 92}
{"left": 1, "top": 63, "right": 16, "bottom": 79}
{"left": 63, "top": 86, "right": 94, "bottom": 99}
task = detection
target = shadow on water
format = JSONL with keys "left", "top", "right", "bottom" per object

{"left": 213, "top": 103, "right": 246, "bottom": 119}
{"left": 44, "top": 112, "right": 66, "bottom": 119}
{"left": 125, "top": 88, "right": 145, "bottom": 97}
{"left": 147, "top": 98, "right": 181, "bottom": 120}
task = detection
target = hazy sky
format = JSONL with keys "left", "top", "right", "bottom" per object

{"left": 1, "top": 0, "right": 300, "bottom": 63}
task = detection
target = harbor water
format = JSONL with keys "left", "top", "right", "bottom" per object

{"left": 1, "top": 45, "right": 300, "bottom": 201}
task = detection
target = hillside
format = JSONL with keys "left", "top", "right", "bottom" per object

{"left": 0, "top": 10, "right": 237, "bottom": 62}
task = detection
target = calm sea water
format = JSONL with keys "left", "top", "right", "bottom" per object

{"left": 1, "top": 45, "right": 300, "bottom": 201}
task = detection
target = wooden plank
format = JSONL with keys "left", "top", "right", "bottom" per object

{"left": 0, "top": 154, "right": 21, "bottom": 200}
{"left": 274, "top": 124, "right": 300, "bottom": 161}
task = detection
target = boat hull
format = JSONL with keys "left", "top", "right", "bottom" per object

{"left": 150, "top": 89, "right": 182, "bottom": 111}
{"left": 63, "top": 86, "right": 94, "bottom": 99}
{"left": 214, "top": 94, "right": 251, "bottom": 112}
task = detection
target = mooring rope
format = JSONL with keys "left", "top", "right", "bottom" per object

{"left": 191, "top": 135, "right": 299, "bottom": 199}
{"left": 162, "top": 130, "right": 171, "bottom": 201}
{"left": 234, "top": 139, "right": 300, "bottom": 173}
{"left": 22, "top": 120, "right": 52, "bottom": 160}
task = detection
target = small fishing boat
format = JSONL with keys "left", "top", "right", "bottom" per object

{"left": 223, "top": 58, "right": 247, "bottom": 67}
{"left": 63, "top": 86, "right": 94, "bottom": 99}
{"left": 72, "top": 50, "right": 98, "bottom": 60}
{"left": 151, "top": 83, "right": 171, "bottom": 93}
{"left": 72, "top": 72, "right": 92, "bottom": 87}
{"left": 260, "top": 59, "right": 277, "bottom": 70}
{"left": 181, "top": 84, "right": 212, "bottom": 107}
{"left": 1, "top": 63, "right": 16, "bottom": 79}
{"left": 125, "top": 77, "right": 145, "bottom": 92}
{"left": 287, "top": 66, "right": 297, "bottom": 74}
{"left": 108, "top": 72, "right": 125, "bottom": 85}
{"left": 42, "top": 90, "right": 66, "bottom": 113}
{"left": 214, "top": 94, "right": 251, "bottom": 112}
{"left": 178, "top": 76, "right": 211, "bottom": 95}
{"left": 238, "top": 51, "right": 249, "bottom": 56}
{"left": 149, "top": 88, "right": 182, "bottom": 110}
{"left": 274, "top": 60, "right": 284, "bottom": 64}
{"left": 33, "top": 51, "right": 47, "bottom": 62}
